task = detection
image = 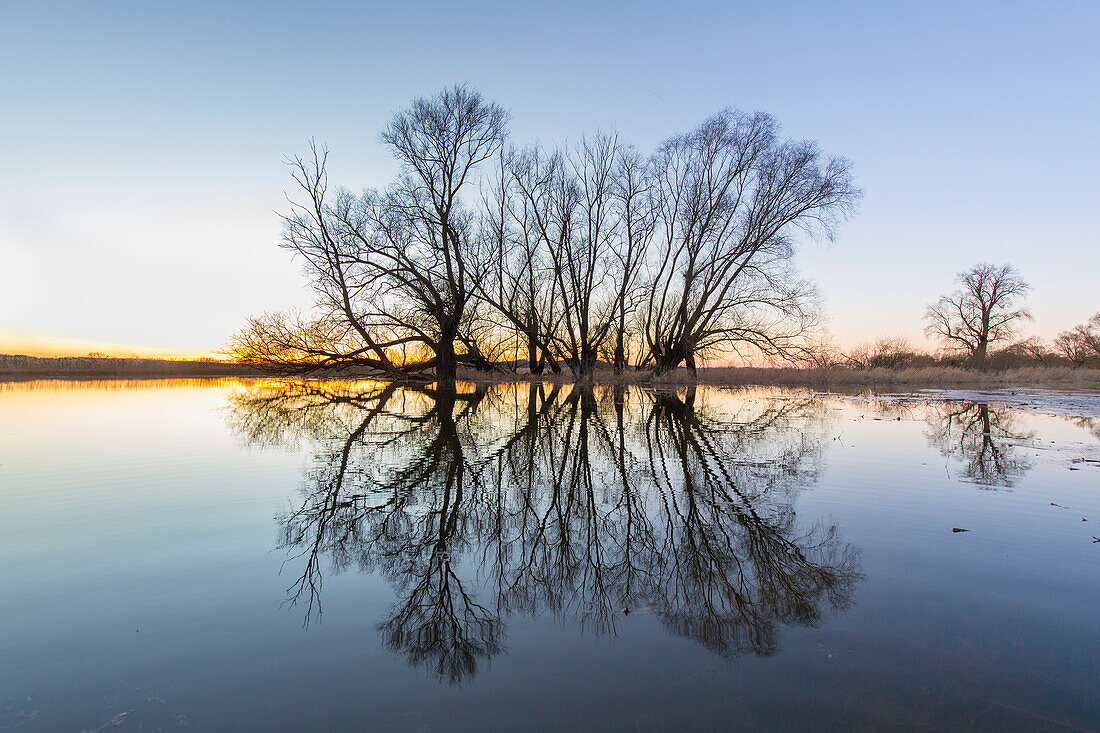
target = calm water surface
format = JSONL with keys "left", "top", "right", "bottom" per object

{"left": 1, "top": 379, "right": 1098, "bottom": 731}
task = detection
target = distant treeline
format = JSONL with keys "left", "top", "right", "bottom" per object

{"left": 830, "top": 324, "right": 1100, "bottom": 372}
{"left": 0, "top": 354, "right": 265, "bottom": 378}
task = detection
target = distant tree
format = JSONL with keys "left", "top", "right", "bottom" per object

{"left": 984, "top": 336, "right": 1055, "bottom": 369}
{"left": 1009, "top": 336, "right": 1052, "bottom": 363}
{"left": 1053, "top": 332, "right": 1088, "bottom": 365}
{"left": 1054, "top": 313, "right": 1100, "bottom": 366}
{"left": 1086, "top": 314, "right": 1100, "bottom": 357}
{"left": 795, "top": 332, "right": 842, "bottom": 368}
{"left": 844, "top": 336, "right": 917, "bottom": 370}
{"left": 923, "top": 263, "right": 1031, "bottom": 371}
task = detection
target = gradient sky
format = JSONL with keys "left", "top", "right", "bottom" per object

{"left": 1, "top": 0, "right": 1097, "bottom": 357}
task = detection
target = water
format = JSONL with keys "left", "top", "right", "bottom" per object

{"left": 1, "top": 379, "right": 1098, "bottom": 731}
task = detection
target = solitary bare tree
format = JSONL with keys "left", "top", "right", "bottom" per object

{"left": 924, "top": 263, "right": 1031, "bottom": 371}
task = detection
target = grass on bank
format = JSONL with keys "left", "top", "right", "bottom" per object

{"left": 3, "top": 354, "right": 1098, "bottom": 390}
{"left": 455, "top": 365, "right": 1100, "bottom": 390}
{"left": 0, "top": 354, "right": 265, "bottom": 378}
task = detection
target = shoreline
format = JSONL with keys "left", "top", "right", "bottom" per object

{"left": 3, "top": 366, "right": 1098, "bottom": 388}
{"left": 3, "top": 353, "right": 1098, "bottom": 390}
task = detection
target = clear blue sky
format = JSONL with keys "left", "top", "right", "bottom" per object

{"left": 1, "top": 0, "right": 1097, "bottom": 356}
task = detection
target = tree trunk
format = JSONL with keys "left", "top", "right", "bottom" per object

{"left": 570, "top": 345, "right": 598, "bottom": 381}
{"left": 974, "top": 339, "right": 988, "bottom": 372}
{"left": 527, "top": 335, "right": 543, "bottom": 375}
{"left": 436, "top": 327, "right": 458, "bottom": 383}
{"left": 653, "top": 346, "right": 683, "bottom": 376}
{"left": 613, "top": 328, "right": 626, "bottom": 375}
{"left": 653, "top": 339, "right": 697, "bottom": 376}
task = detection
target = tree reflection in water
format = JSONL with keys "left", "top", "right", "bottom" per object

{"left": 924, "top": 402, "right": 1034, "bottom": 487}
{"left": 227, "top": 381, "right": 863, "bottom": 684}
{"left": 1069, "top": 416, "right": 1100, "bottom": 443}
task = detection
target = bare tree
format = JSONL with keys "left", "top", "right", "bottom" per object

{"left": 366, "top": 85, "right": 508, "bottom": 381}
{"left": 608, "top": 145, "right": 657, "bottom": 372}
{"left": 1007, "top": 336, "right": 1052, "bottom": 364}
{"left": 924, "top": 263, "right": 1031, "bottom": 371}
{"left": 1054, "top": 313, "right": 1100, "bottom": 366}
{"left": 471, "top": 150, "right": 562, "bottom": 374}
{"left": 510, "top": 136, "right": 623, "bottom": 379}
{"left": 844, "top": 336, "right": 917, "bottom": 370}
{"left": 480, "top": 137, "right": 653, "bottom": 378}
{"left": 231, "top": 86, "right": 508, "bottom": 382}
{"left": 555, "top": 134, "right": 623, "bottom": 378}
{"left": 795, "top": 331, "right": 842, "bottom": 368}
{"left": 642, "top": 109, "right": 859, "bottom": 374}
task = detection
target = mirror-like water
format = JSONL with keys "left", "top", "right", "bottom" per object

{"left": 1, "top": 380, "right": 1097, "bottom": 731}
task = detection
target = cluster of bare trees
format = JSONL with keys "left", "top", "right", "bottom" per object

{"left": 229, "top": 86, "right": 860, "bottom": 382}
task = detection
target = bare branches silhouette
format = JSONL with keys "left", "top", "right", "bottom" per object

{"left": 230, "top": 87, "right": 860, "bottom": 381}
{"left": 925, "top": 263, "right": 1032, "bottom": 371}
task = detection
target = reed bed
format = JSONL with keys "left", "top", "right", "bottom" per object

{"left": 456, "top": 365, "right": 1100, "bottom": 390}
{"left": 4, "top": 354, "right": 1097, "bottom": 391}
{"left": 663, "top": 365, "right": 1100, "bottom": 389}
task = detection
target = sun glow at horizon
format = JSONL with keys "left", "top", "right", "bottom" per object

{"left": 0, "top": 329, "right": 221, "bottom": 361}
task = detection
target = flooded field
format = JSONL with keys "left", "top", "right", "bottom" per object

{"left": 1, "top": 379, "right": 1098, "bottom": 731}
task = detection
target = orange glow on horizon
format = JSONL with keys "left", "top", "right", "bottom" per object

{"left": 0, "top": 330, "right": 221, "bottom": 361}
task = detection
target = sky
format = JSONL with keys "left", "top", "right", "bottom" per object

{"left": 1, "top": 0, "right": 1097, "bottom": 358}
